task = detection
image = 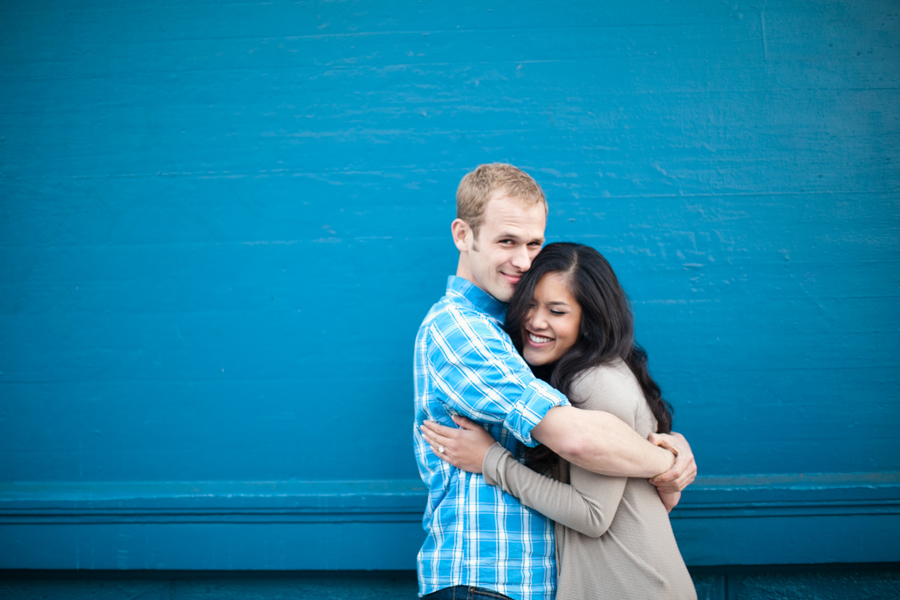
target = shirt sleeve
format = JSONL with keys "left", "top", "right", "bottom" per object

{"left": 426, "top": 305, "right": 568, "bottom": 447}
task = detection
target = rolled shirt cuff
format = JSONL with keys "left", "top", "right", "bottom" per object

{"left": 502, "top": 379, "right": 568, "bottom": 447}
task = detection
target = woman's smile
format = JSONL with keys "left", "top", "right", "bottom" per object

{"left": 521, "top": 272, "right": 582, "bottom": 366}
{"left": 525, "top": 331, "right": 554, "bottom": 346}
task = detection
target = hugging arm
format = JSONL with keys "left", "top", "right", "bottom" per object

{"left": 530, "top": 406, "right": 673, "bottom": 479}
{"left": 423, "top": 404, "right": 697, "bottom": 493}
{"left": 531, "top": 408, "right": 696, "bottom": 493}
{"left": 423, "top": 415, "right": 623, "bottom": 537}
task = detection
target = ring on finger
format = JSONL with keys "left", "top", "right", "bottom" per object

{"left": 438, "top": 445, "right": 445, "bottom": 454}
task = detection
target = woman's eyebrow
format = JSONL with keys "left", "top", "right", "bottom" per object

{"left": 547, "top": 301, "right": 570, "bottom": 307}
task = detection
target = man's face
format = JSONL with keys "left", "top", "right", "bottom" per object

{"left": 461, "top": 193, "right": 547, "bottom": 302}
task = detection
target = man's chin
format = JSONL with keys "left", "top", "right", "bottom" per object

{"left": 490, "top": 283, "right": 515, "bottom": 303}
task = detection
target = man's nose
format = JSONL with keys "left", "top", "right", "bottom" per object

{"left": 510, "top": 245, "right": 532, "bottom": 271}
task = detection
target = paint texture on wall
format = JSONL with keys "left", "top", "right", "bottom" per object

{"left": 1, "top": 0, "right": 898, "bottom": 569}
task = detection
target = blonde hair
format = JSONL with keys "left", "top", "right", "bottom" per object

{"left": 456, "top": 163, "right": 547, "bottom": 239}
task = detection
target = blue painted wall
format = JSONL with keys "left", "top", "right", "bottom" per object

{"left": 1, "top": 0, "right": 898, "bottom": 572}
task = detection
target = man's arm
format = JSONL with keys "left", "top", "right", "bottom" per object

{"left": 423, "top": 405, "right": 697, "bottom": 492}
{"left": 531, "top": 406, "right": 671, "bottom": 477}
{"left": 531, "top": 407, "right": 696, "bottom": 492}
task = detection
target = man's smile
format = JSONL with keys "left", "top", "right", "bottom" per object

{"left": 501, "top": 272, "right": 522, "bottom": 285}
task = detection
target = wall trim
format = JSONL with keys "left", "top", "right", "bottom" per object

{"left": 1, "top": 472, "right": 897, "bottom": 524}
{"left": 2, "top": 473, "right": 898, "bottom": 568}
{"left": 0, "top": 479, "right": 428, "bottom": 524}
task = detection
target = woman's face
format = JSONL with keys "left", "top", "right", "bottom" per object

{"left": 521, "top": 272, "right": 583, "bottom": 366}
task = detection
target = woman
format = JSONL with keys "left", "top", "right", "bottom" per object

{"left": 424, "top": 243, "right": 696, "bottom": 600}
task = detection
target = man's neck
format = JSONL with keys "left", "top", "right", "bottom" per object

{"left": 456, "top": 253, "right": 471, "bottom": 278}
{"left": 456, "top": 254, "right": 476, "bottom": 288}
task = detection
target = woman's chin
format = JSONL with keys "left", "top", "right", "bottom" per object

{"left": 524, "top": 349, "right": 551, "bottom": 366}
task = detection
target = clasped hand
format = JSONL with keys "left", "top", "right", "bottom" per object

{"left": 421, "top": 415, "right": 495, "bottom": 474}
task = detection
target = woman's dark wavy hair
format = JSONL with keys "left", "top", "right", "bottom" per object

{"left": 505, "top": 242, "right": 673, "bottom": 474}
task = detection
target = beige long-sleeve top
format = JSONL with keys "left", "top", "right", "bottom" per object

{"left": 481, "top": 360, "right": 696, "bottom": 600}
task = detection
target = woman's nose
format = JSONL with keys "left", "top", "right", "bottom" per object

{"left": 527, "top": 309, "right": 548, "bottom": 330}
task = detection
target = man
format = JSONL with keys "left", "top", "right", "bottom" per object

{"left": 413, "top": 164, "right": 695, "bottom": 600}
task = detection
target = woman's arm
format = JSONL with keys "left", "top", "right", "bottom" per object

{"left": 483, "top": 442, "right": 627, "bottom": 538}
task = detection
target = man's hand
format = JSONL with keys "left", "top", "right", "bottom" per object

{"left": 421, "top": 415, "right": 496, "bottom": 474}
{"left": 647, "top": 432, "right": 697, "bottom": 493}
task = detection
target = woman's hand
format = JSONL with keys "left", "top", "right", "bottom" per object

{"left": 658, "top": 490, "right": 681, "bottom": 513}
{"left": 421, "top": 415, "right": 496, "bottom": 474}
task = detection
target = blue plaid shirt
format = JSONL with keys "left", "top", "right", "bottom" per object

{"left": 413, "top": 276, "right": 569, "bottom": 600}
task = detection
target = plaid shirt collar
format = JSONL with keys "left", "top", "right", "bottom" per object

{"left": 445, "top": 275, "right": 507, "bottom": 323}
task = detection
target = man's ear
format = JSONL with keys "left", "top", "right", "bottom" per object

{"left": 451, "top": 218, "right": 471, "bottom": 252}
